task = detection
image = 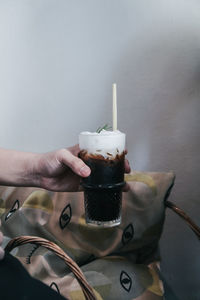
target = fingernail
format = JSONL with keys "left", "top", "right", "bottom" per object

{"left": 80, "top": 166, "right": 90, "bottom": 177}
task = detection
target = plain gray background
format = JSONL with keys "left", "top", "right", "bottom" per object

{"left": 0, "top": 0, "right": 200, "bottom": 299}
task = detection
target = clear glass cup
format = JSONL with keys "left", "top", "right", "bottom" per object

{"left": 79, "top": 130, "right": 125, "bottom": 227}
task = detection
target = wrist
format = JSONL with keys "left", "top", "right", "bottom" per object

{"left": 9, "top": 151, "right": 41, "bottom": 187}
{"left": 0, "top": 148, "right": 42, "bottom": 187}
{"left": 24, "top": 152, "right": 42, "bottom": 188}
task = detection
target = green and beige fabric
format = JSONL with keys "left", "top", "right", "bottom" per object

{"left": 1, "top": 171, "right": 197, "bottom": 300}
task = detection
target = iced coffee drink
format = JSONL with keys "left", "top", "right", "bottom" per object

{"left": 79, "top": 130, "right": 126, "bottom": 227}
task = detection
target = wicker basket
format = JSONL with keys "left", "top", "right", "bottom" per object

{"left": 5, "top": 201, "right": 200, "bottom": 300}
{"left": 5, "top": 236, "right": 97, "bottom": 300}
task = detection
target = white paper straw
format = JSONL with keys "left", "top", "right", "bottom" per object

{"left": 112, "top": 83, "right": 117, "bottom": 131}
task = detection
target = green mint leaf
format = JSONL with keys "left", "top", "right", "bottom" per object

{"left": 96, "top": 124, "right": 112, "bottom": 133}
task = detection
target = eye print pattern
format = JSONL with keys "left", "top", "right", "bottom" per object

{"left": 122, "top": 223, "right": 134, "bottom": 245}
{"left": 59, "top": 204, "right": 72, "bottom": 230}
{"left": 120, "top": 270, "right": 132, "bottom": 292}
{"left": 26, "top": 244, "right": 40, "bottom": 264}
{"left": 5, "top": 199, "right": 20, "bottom": 221}
{"left": 50, "top": 282, "right": 60, "bottom": 294}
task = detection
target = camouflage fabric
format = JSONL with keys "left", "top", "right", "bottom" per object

{"left": 0, "top": 171, "right": 175, "bottom": 300}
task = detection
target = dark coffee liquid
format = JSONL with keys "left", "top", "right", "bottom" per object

{"left": 84, "top": 186, "right": 123, "bottom": 222}
{"left": 79, "top": 151, "right": 125, "bottom": 222}
{"left": 79, "top": 151, "right": 125, "bottom": 187}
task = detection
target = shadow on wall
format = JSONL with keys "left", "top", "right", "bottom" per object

{"left": 112, "top": 26, "right": 200, "bottom": 300}
{"left": 112, "top": 29, "right": 200, "bottom": 172}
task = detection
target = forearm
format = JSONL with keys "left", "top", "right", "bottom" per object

{"left": 0, "top": 148, "right": 40, "bottom": 187}
{"left": 0, "top": 146, "right": 92, "bottom": 192}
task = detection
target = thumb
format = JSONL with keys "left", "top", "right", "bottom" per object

{"left": 58, "top": 149, "right": 91, "bottom": 177}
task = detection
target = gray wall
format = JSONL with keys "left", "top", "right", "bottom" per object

{"left": 0, "top": 0, "right": 200, "bottom": 299}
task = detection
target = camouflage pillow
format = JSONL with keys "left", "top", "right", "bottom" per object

{"left": 0, "top": 171, "right": 175, "bottom": 300}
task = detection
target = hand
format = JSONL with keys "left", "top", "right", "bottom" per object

{"left": 35, "top": 145, "right": 91, "bottom": 192}
{"left": 0, "top": 232, "right": 5, "bottom": 260}
{"left": 124, "top": 150, "right": 131, "bottom": 191}
{"left": 35, "top": 145, "right": 131, "bottom": 192}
